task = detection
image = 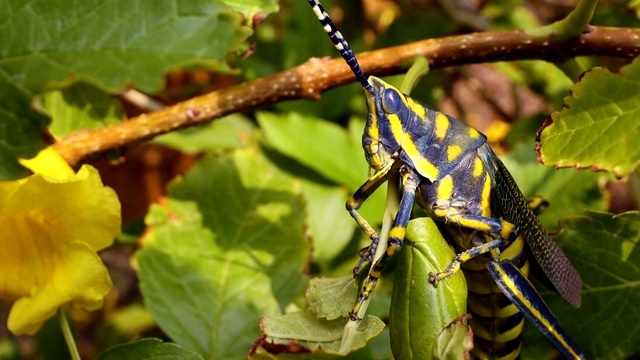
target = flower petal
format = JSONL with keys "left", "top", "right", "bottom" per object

{"left": 0, "top": 151, "right": 121, "bottom": 335}
{"left": 19, "top": 148, "right": 75, "bottom": 181}
{"left": 7, "top": 241, "right": 113, "bottom": 335}
{"left": 5, "top": 165, "right": 121, "bottom": 251}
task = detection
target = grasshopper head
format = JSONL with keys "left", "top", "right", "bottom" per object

{"left": 362, "top": 76, "right": 406, "bottom": 172}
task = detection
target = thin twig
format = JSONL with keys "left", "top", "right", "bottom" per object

{"left": 53, "top": 26, "right": 640, "bottom": 166}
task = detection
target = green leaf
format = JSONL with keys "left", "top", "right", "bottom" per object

{"left": 42, "top": 82, "right": 123, "bottom": 139}
{"left": 258, "top": 312, "right": 385, "bottom": 354}
{"left": 501, "top": 139, "right": 607, "bottom": 230}
{"left": 0, "top": 75, "right": 49, "bottom": 180}
{"left": 525, "top": 211, "right": 640, "bottom": 359}
{"left": 537, "top": 58, "right": 640, "bottom": 179}
{"left": 258, "top": 111, "right": 385, "bottom": 225}
{"left": 300, "top": 182, "right": 355, "bottom": 266}
{"left": 250, "top": 269, "right": 386, "bottom": 357}
{"left": 104, "top": 304, "right": 156, "bottom": 337}
{"left": 137, "top": 148, "right": 310, "bottom": 359}
{"left": 0, "top": 0, "right": 271, "bottom": 179}
{"left": 431, "top": 316, "right": 473, "bottom": 360}
{"left": 0, "top": 0, "right": 253, "bottom": 94}
{"left": 97, "top": 338, "right": 204, "bottom": 360}
{"left": 389, "top": 218, "right": 468, "bottom": 360}
{"left": 222, "top": 0, "right": 279, "bottom": 20}
{"left": 258, "top": 112, "right": 366, "bottom": 190}
{"left": 306, "top": 276, "right": 357, "bottom": 321}
{"left": 153, "top": 114, "right": 256, "bottom": 153}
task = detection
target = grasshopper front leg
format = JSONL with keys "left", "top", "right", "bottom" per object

{"left": 350, "top": 167, "right": 420, "bottom": 320}
{"left": 346, "top": 159, "right": 396, "bottom": 276}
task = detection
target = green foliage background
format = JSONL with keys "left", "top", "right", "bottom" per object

{"left": 1, "top": 0, "right": 639, "bottom": 359}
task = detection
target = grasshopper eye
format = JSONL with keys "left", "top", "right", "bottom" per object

{"left": 381, "top": 88, "right": 402, "bottom": 114}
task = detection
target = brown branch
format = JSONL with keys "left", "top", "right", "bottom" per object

{"left": 53, "top": 25, "right": 640, "bottom": 166}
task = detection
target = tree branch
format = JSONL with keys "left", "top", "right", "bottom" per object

{"left": 53, "top": 26, "right": 640, "bottom": 166}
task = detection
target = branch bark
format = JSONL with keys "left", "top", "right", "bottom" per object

{"left": 53, "top": 26, "right": 640, "bottom": 166}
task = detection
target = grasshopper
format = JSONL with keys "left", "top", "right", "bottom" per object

{"left": 308, "top": 1, "right": 584, "bottom": 358}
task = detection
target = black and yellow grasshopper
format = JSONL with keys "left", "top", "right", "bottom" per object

{"left": 307, "top": 1, "right": 584, "bottom": 358}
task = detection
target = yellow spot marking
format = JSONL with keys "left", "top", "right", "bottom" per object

{"left": 501, "top": 221, "right": 516, "bottom": 239}
{"left": 435, "top": 113, "right": 449, "bottom": 140}
{"left": 408, "top": 98, "right": 426, "bottom": 120}
{"left": 480, "top": 175, "right": 492, "bottom": 217}
{"left": 437, "top": 176, "right": 454, "bottom": 200}
{"left": 368, "top": 269, "right": 381, "bottom": 279}
{"left": 473, "top": 157, "right": 484, "bottom": 177}
{"left": 389, "top": 226, "right": 405, "bottom": 240}
{"left": 447, "top": 145, "right": 462, "bottom": 162}
{"left": 402, "top": 133, "right": 439, "bottom": 180}
{"left": 468, "top": 127, "right": 481, "bottom": 139}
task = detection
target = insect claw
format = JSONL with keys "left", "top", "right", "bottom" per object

{"left": 358, "top": 246, "right": 371, "bottom": 259}
{"left": 428, "top": 272, "right": 440, "bottom": 287}
{"left": 349, "top": 311, "right": 362, "bottom": 321}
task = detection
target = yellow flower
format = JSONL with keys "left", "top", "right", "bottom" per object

{"left": 0, "top": 148, "right": 121, "bottom": 335}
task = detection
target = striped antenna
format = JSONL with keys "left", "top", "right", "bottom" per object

{"left": 308, "top": 0, "right": 374, "bottom": 93}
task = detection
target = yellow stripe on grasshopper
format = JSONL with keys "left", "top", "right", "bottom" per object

{"left": 499, "top": 234, "right": 526, "bottom": 261}
{"left": 480, "top": 175, "right": 492, "bottom": 217}
{"left": 494, "top": 317, "right": 525, "bottom": 343}
{"left": 468, "top": 300, "right": 520, "bottom": 318}
{"left": 365, "top": 95, "right": 380, "bottom": 140}
{"left": 436, "top": 175, "right": 454, "bottom": 201}
{"left": 388, "top": 114, "right": 405, "bottom": 145}
{"left": 402, "top": 132, "right": 440, "bottom": 180}
{"left": 407, "top": 98, "right": 427, "bottom": 120}
{"left": 456, "top": 217, "right": 493, "bottom": 232}
{"left": 389, "top": 226, "right": 406, "bottom": 241}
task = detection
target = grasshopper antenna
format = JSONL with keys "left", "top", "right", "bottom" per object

{"left": 308, "top": 0, "right": 374, "bottom": 93}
